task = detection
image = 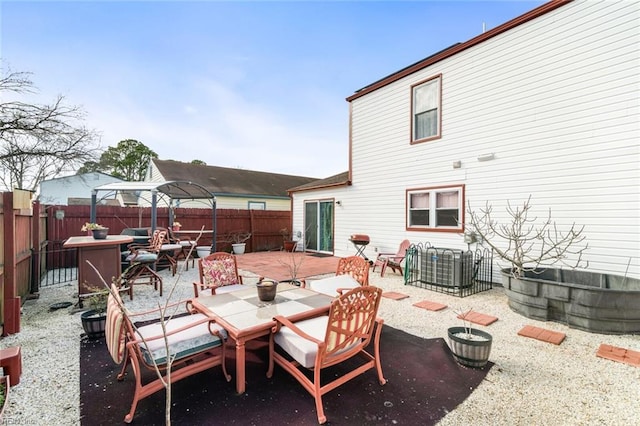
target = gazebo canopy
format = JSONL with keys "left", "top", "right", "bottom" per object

{"left": 90, "top": 180, "right": 217, "bottom": 249}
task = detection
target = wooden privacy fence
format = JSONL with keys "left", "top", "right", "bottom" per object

{"left": 46, "top": 205, "right": 292, "bottom": 253}
{"left": 1, "top": 196, "right": 292, "bottom": 335}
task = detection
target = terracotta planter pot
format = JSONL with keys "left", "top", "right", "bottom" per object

{"left": 283, "top": 241, "right": 297, "bottom": 252}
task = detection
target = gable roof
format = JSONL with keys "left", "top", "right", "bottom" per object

{"left": 346, "top": 0, "right": 571, "bottom": 102}
{"left": 152, "top": 159, "right": 319, "bottom": 198}
{"left": 288, "top": 171, "right": 351, "bottom": 193}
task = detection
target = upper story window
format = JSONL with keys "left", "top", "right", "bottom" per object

{"left": 406, "top": 184, "right": 464, "bottom": 232}
{"left": 411, "top": 75, "right": 442, "bottom": 143}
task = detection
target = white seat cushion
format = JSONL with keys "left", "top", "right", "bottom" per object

{"left": 274, "top": 316, "right": 329, "bottom": 368}
{"left": 136, "top": 313, "right": 227, "bottom": 365}
{"left": 309, "top": 275, "right": 360, "bottom": 297}
{"left": 161, "top": 243, "right": 182, "bottom": 251}
{"left": 213, "top": 284, "right": 246, "bottom": 294}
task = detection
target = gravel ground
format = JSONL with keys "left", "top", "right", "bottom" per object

{"left": 2, "top": 262, "right": 639, "bottom": 425}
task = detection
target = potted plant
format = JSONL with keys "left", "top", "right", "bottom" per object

{"left": 80, "top": 286, "right": 108, "bottom": 339}
{"left": 256, "top": 277, "right": 279, "bottom": 301}
{"left": 280, "top": 228, "right": 297, "bottom": 252}
{"left": 81, "top": 222, "right": 109, "bottom": 239}
{"left": 278, "top": 250, "right": 305, "bottom": 286}
{"left": 448, "top": 308, "right": 492, "bottom": 368}
{"left": 227, "top": 231, "right": 251, "bottom": 255}
{"left": 172, "top": 221, "right": 182, "bottom": 232}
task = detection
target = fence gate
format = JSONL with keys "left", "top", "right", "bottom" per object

{"left": 404, "top": 243, "right": 493, "bottom": 297}
{"left": 34, "top": 240, "right": 78, "bottom": 289}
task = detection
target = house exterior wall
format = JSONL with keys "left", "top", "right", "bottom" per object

{"left": 145, "top": 160, "right": 292, "bottom": 210}
{"left": 176, "top": 196, "right": 291, "bottom": 211}
{"left": 294, "top": 1, "right": 640, "bottom": 279}
{"left": 38, "top": 173, "right": 124, "bottom": 205}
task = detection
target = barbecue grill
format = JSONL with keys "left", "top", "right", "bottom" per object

{"left": 349, "top": 234, "right": 372, "bottom": 264}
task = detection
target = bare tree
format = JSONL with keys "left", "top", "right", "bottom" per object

{"left": 466, "top": 196, "right": 589, "bottom": 277}
{"left": 0, "top": 70, "right": 101, "bottom": 191}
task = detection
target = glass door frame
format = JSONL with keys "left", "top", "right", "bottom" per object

{"left": 303, "top": 199, "right": 334, "bottom": 254}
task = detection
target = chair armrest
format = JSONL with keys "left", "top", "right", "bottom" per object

{"left": 272, "top": 315, "right": 323, "bottom": 346}
{"left": 130, "top": 315, "right": 223, "bottom": 345}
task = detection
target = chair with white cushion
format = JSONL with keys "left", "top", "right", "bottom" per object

{"left": 105, "top": 284, "right": 231, "bottom": 423}
{"left": 306, "top": 255, "right": 370, "bottom": 297}
{"left": 267, "top": 286, "right": 386, "bottom": 424}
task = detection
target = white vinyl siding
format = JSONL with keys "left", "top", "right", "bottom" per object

{"left": 318, "top": 0, "right": 640, "bottom": 278}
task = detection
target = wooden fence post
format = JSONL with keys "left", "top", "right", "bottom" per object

{"left": 2, "top": 191, "right": 20, "bottom": 335}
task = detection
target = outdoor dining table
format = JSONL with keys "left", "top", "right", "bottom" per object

{"left": 188, "top": 282, "right": 334, "bottom": 394}
{"left": 306, "top": 274, "right": 362, "bottom": 296}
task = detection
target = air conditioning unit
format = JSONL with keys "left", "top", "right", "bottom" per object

{"left": 424, "top": 248, "right": 473, "bottom": 288}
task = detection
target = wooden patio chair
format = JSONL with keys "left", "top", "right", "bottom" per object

{"left": 105, "top": 284, "right": 231, "bottom": 423}
{"left": 267, "top": 286, "right": 386, "bottom": 424}
{"left": 121, "top": 229, "right": 166, "bottom": 299}
{"left": 193, "top": 252, "right": 245, "bottom": 297}
{"left": 372, "top": 239, "right": 411, "bottom": 277}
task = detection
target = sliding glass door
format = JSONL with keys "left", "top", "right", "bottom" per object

{"left": 304, "top": 200, "right": 334, "bottom": 253}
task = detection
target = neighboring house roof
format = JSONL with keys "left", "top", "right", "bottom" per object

{"left": 152, "top": 159, "right": 319, "bottom": 198}
{"left": 38, "top": 172, "right": 126, "bottom": 206}
{"left": 346, "top": 0, "right": 570, "bottom": 102}
{"left": 289, "top": 171, "right": 350, "bottom": 193}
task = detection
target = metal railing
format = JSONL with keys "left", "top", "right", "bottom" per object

{"left": 33, "top": 240, "right": 78, "bottom": 288}
{"left": 404, "top": 243, "right": 493, "bottom": 297}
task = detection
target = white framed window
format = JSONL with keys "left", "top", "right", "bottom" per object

{"left": 248, "top": 201, "right": 266, "bottom": 210}
{"left": 406, "top": 185, "right": 464, "bottom": 231}
{"left": 411, "top": 75, "right": 441, "bottom": 142}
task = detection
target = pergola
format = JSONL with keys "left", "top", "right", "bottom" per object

{"left": 90, "top": 180, "right": 217, "bottom": 250}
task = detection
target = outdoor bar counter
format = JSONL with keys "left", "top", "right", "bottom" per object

{"left": 64, "top": 235, "right": 133, "bottom": 301}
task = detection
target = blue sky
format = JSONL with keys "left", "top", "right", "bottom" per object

{"left": 1, "top": 0, "right": 544, "bottom": 179}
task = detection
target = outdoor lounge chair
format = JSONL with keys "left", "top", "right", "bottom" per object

{"left": 372, "top": 239, "right": 411, "bottom": 277}
{"left": 105, "top": 284, "right": 231, "bottom": 423}
{"left": 193, "top": 252, "right": 245, "bottom": 297}
{"left": 267, "top": 285, "right": 386, "bottom": 424}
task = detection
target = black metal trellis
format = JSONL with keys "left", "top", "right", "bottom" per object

{"left": 404, "top": 243, "right": 493, "bottom": 297}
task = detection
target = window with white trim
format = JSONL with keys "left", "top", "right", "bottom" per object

{"left": 407, "top": 185, "right": 463, "bottom": 231}
{"left": 412, "top": 75, "right": 441, "bottom": 142}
